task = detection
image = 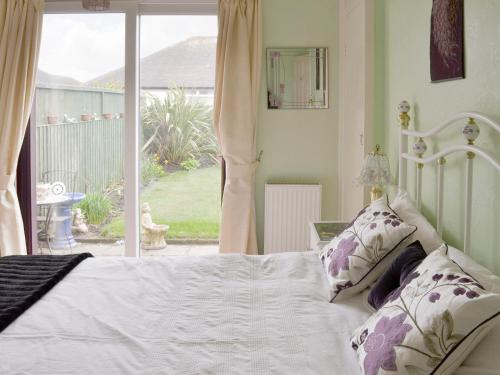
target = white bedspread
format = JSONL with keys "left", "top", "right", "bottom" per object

{"left": 0, "top": 252, "right": 372, "bottom": 375}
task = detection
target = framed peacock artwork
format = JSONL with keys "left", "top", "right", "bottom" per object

{"left": 430, "top": 0, "right": 464, "bottom": 82}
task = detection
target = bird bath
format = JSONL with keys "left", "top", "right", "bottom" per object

{"left": 51, "top": 192, "right": 86, "bottom": 249}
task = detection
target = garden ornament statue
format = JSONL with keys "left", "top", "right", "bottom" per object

{"left": 141, "top": 202, "right": 169, "bottom": 250}
{"left": 72, "top": 208, "right": 89, "bottom": 234}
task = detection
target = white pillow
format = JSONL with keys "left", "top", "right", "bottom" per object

{"left": 455, "top": 320, "right": 500, "bottom": 375}
{"left": 319, "top": 198, "right": 416, "bottom": 302}
{"left": 390, "top": 189, "right": 444, "bottom": 253}
{"left": 350, "top": 245, "right": 500, "bottom": 375}
{"left": 446, "top": 245, "right": 500, "bottom": 375}
{"left": 447, "top": 245, "right": 500, "bottom": 294}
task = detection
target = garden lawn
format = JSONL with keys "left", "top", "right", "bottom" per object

{"left": 103, "top": 165, "right": 221, "bottom": 239}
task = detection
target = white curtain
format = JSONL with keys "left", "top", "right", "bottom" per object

{"left": 214, "top": 0, "right": 262, "bottom": 254}
{"left": 0, "top": 0, "right": 44, "bottom": 256}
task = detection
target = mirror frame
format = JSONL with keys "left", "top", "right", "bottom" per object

{"left": 266, "top": 47, "right": 329, "bottom": 110}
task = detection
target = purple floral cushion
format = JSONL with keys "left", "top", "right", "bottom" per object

{"left": 319, "top": 198, "right": 416, "bottom": 301}
{"left": 368, "top": 240, "right": 427, "bottom": 310}
{"left": 351, "top": 245, "right": 500, "bottom": 375}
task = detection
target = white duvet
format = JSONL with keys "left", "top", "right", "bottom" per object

{"left": 0, "top": 252, "right": 372, "bottom": 375}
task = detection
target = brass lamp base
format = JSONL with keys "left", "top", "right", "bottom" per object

{"left": 370, "top": 185, "right": 383, "bottom": 202}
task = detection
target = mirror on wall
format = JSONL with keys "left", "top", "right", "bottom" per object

{"left": 266, "top": 47, "right": 328, "bottom": 109}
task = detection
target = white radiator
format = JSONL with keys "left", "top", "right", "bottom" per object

{"left": 264, "top": 184, "right": 322, "bottom": 253}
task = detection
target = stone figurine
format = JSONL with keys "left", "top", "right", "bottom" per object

{"left": 141, "top": 202, "right": 169, "bottom": 250}
{"left": 72, "top": 208, "right": 89, "bottom": 234}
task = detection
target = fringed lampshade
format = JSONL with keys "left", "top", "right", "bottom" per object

{"left": 355, "top": 144, "right": 392, "bottom": 201}
{"left": 82, "top": 0, "right": 110, "bottom": 11}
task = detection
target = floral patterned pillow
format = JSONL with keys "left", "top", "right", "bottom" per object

{"left": 350, "top": 245, "right": 500, "bottom": 375}
{"left": 319, "top": 198, "right": 416, "bottom": 301}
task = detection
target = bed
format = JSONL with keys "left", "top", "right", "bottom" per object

{"left": 1, "top": 252, "right": 372, "bottom": 374}
{"left": 1, "top": 103, "right": 499, "bottom": 374}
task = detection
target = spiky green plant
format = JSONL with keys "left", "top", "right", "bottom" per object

{"left": 141, "top": 89, "right": 218, "bottom": 166}
{"left": 76, "top": 193, "right": 112, "bottom": 225}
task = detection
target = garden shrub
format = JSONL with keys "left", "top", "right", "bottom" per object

{"left": 76, "top": 193, "right": 112, "bottom": 225}
{"left": 142, "top": 156, "right": 166, "bottom": 185}
{"left": 141, "top": 89, "right": 219, "bottom": 167}
{"left": 180, "top": 157, "right": 200, "bottom": 171}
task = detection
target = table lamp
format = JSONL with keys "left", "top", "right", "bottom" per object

{"left": 356, "top": 144, "right": 392, "bottom": 201}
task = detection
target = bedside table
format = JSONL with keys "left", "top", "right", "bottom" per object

{"left": 309, "top": 221, "right": 350, "bottom": 252}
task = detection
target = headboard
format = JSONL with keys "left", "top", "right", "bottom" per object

{"left": 397, "top": 101, "right": 500, "bottom": 255}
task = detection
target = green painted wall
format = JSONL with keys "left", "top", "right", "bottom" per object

{"left": 375, "top": 0, "right": 500, "bottom": 272}
{"left": 256, "top": 0, "right": 339, "bottom": 252}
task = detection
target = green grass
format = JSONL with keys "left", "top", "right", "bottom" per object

{"left": 102, "top": 165, "right": 221, "bottom": 239}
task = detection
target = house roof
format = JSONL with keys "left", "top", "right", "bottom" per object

{"left": 36, "top": 69, "right": 83, "bottom": 87}
{"left": 88, "top": 36, "right": 216, "bottom": 89}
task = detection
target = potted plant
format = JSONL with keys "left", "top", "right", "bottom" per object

{"left": 102, "top": 113, "right": 114, "bottom": 120}
{"left": 81, "top": 105, "right": 91, "bottom": 121}
{"left": 47, "top": 114, "right": 58, "bottom": 124}
{"left": 81, "top": 113, "right": 92, "bottom": 121}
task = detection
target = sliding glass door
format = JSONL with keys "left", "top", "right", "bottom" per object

{"left": 138, "top": 15, "right": 219, "bottom": 256}
{"left": 31, "top": 2, "right": 218, "bottom": 257}
{"left": 35, "top": 13, "right": 126, "bottom": 256}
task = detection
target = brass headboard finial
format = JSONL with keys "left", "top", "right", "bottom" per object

{"left": 463, "top": 117, "right": 480, "bottom": 159}
{"left": 398, "top": 101, "right": 411, "bottom": 129}
{"left": 413, "top": 137, "right": 427, "bottom": 169}
{"left": 463, "top": 117, "right": 480, "bottom": 146}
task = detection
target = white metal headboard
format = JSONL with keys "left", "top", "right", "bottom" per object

{"left": 397, "top": 101, "right": 500, "bottom": 254}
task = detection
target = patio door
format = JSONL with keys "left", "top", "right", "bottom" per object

{"left": 27, "top": 1, "right": 219, "bottom": 257}
{"left": 137, "top": 15, "right": 220, "bottom": 256}
{"left": 33, "top": 12, "right": 127, "bottom": 257}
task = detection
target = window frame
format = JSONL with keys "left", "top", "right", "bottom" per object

{"left": 38, "top": 0, "right": 217, "bottom": 257}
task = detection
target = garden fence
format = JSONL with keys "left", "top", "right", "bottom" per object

{"left": 36, "top": 119, "right": 124, "bottom": 193}
{"left": 36, "top": 85, "right": 124, "bottom": 125}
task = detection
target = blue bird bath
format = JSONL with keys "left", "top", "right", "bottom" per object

{"left": 52, "top": 192, "right": 86, "bottom": 249}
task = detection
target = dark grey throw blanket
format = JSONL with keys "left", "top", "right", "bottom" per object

{"left": 0, "top": 253, "right": 93, "bottom": 332}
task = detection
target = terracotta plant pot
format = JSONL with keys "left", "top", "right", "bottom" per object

{"left": 81, "top": 114, "right": 91, "bottom": 121}
{"left": 102, "top": 113, "right": 114, "bottom": 120}
{"left": 47, "top": 115, "right": 58, "bottom": 124}
{"left": 119, "top": 112, "right": 125, "bottom": 118}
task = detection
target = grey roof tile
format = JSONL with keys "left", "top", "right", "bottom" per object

{"left": 88, "top": 36, "right": 216, "bottom": 89}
